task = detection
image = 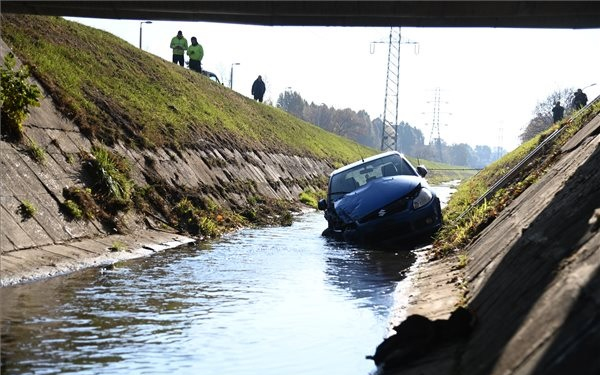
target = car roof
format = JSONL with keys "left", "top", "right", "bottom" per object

{"left": 330, "top": 150, "right": 406, "bottom": 176}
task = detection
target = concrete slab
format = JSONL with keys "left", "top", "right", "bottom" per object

{"left": 3, "top": 151, "right": 50, "bottom": 195}
{"left": 1, "top": 196, "right": 54, "bottom": 247}
{"left": 0, "top": 205, "right": 37, "bottom": 250}
{"left": 141, "top": 243, "right": 170, "bottom": 252}
{"left": 1, "top": 230, "right": 196, "bottom": 287}
{"left": 41, "top": 244, "right": 94, "bottom": 260}
{"left": 24, "top": 127, "right": 53, "bottom": 151}
{"left": 45, "top": 128, "right": 81, "bottom": 154}
{"left": 65, "top": 130, "right": 92, "bottom": 150}
{"left": 0, "top": 234, "right": 15, "bottom": 253}
{"left": 23, "top": 146, "right": 72, "bottom": 198}
{"left": 561, "top": 114, "right": 600, "bottom": 152}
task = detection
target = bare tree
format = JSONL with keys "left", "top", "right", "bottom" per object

{"left": 520, "top": 87, "right": 575, "bottom": 142}
{"left": 533, "top": 87, "right": 574, "bottom": 116}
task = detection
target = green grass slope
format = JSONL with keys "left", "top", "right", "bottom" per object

{"left": 1, "top": 14, "right": 377, "bottom": 163}
{"left": 1, "top": 14, "right": 474, "bottom": 183}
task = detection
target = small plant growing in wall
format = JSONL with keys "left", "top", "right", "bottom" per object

{"left": 62, "top": 187, "right": 98, "bottom": 221}
{"left": 173, "top": 197, "right": 223, "bottom": 238}
{"left": 0, "top": 53, "right": 41, "bottom": 142}
{"left": 456, "top": 253, "right": 469, "bottom": 269}
{"left": 84, "top": 145, "right": 133, "bottom": 208}
{"left": 199, "top": 216, "right": 220, "bottom": 238}
{"left": 279, "top": 211, "right": 294, "bottom": 226}
{"left": 174, "top": 197, "right": 201, "bottom": 234}
{"left": 299, "top": 187, "right": 325, "bottom": 209}
{"left": 26, "top": 139, "right": 46, "bottom": 164}
{"left": 62, "top": 199, "right": 83, "bottom": 220}
{"left": 18, "top": 199, "right": 37, "bottom": 219}
{"left": 109, "top": 240, "right": 126, "bottom": 252}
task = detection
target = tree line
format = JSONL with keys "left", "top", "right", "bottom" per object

{"left": 276, "top": 90, "right": 505, "bottom": 169}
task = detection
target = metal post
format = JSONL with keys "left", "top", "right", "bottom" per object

{"left": 139, "top": 21, "right": 152, "bottom": 49}
{"left": 230, "top": 62, "right": 240, "bottom": 89}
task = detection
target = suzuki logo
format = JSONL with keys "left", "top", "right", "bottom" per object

{"left": 378, "top": 209, "right": 386, "bottom": 217}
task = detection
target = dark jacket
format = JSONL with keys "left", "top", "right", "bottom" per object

{"left": 552, "top": 104, "right": 564, "bottom": 122}
{"left": 252, "top": 78, "right": 266, "bottom": 97}
{"left": 573, "top": 91, "right": 588, "bottom": 109}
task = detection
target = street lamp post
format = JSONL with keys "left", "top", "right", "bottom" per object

{"left": 230, "top": 63, "right": 240, "bottom": 89}
{"left": 139, "top": 21, "right": 152, "bottom": 49}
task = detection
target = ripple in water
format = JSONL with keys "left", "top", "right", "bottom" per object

{"left": 1, "top": 210, "right": 432, "bottom": 375}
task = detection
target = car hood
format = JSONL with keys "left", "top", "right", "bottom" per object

{"left": 334, "top": 175, "right": 422, "bottom": 223}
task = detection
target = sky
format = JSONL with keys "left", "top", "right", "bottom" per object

{"left": 66, "top": 17, "right": 600, "bottom": 152}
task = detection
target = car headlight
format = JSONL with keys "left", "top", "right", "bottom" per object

{"left": 413, "top": 187, "right": 433, "bottom": 209}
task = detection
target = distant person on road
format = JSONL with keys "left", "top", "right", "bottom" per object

{"left": 170, "top": 30, "right": 188, "bottom": 67}
{"left": 187, "top": 36, "right": 204, "bottom": 73}
{"left": 251, "top": 75, "right": 266, "bottom": 102}
{"left": 572, "top": 88, "right": 588, "bottom": 110}
{"left": 552, "top": 101, "right": 564, "bottom": 122}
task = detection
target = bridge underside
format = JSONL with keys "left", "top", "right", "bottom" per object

{"left": 3, "top": 1, "right": 600, "bottom": 29}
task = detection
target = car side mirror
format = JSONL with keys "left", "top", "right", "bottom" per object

{"left": 317, "top": 199, "right": 328, "bottom": 211}
{"left": 416, "top": 165, "right": 428, "bottom": 177}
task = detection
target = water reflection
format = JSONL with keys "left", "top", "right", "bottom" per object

{"left": 323, "top": 238, "right": 416, "bottom": 314}
{"left": 1, "top": 184, "right": 457, "bottom": 375}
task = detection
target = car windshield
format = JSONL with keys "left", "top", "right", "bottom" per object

{"left": 329, "top": 154, "right": 417, "bottom": 201}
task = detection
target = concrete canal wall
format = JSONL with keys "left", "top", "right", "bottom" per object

{"left": 0, "top": 39, "right": 333, "bottom": 286}
{"left": 384, "top": 113, "right": 600, "bottom": 375}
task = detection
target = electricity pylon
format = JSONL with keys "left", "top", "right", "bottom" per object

{"left": 496, "top": 127, "right": 504, "bottom": 159}
{"left": 424, "top": 87, "right": 450, "bottom": 162}
{"left": 374, "top": 28, "right": 418, "bottom": 151}
{"left": 429, "top": 87, "right": 443, "bottom": 161}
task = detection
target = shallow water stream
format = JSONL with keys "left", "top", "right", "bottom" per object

{"left": 1, "top": 185, "right": 455, "bottom": 375}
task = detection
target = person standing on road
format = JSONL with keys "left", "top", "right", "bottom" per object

{"left": 552, "top": 101, "right": 564, "bottom": 122}
{"left": 187, "top": 36, "right": 204, "bottom": 73}
{"left": 572, "top": 88, "right": 588, "bottom": 110}
{"left": 170, "top": 30, "right": 188, "bottom": 67}
{"left": 251, "top": 75, "right": 266, "bottom": 102}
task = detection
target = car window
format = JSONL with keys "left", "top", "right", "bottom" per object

{"left": 330, "top": 173, "right": 358, "bottom": 201}
{"left": 394, "top": 158, "right": 416, "bottom": 176}
{"left": 329, "top": 154, "right": 418, "bottom": 201}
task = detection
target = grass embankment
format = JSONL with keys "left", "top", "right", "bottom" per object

{"left": 2, "top": 14, "right": 379, "bottom": 236}
{"left": 433, "top": 100, "right": 600, "bottom": 261}
{"left": 1, "top": 14, "right": 376, "bottom": 162}
{"left": 0, "top": 15, "right": 475, "bottom": 178}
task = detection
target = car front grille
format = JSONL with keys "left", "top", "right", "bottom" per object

{"left": 358, "top": 197, "right": 410, "bottom": 224}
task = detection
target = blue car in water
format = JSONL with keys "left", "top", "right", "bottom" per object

{"left": 317, "top": 151, "right": 442, "bottom": 245}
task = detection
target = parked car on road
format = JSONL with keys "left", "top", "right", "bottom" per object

{"left": 201, "top": 69, "right": 221, "bottom": 84}
{"left": 318, "top": 151, "right": 442, "bottom": 246}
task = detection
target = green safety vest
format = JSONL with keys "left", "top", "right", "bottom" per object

{"left": 170, "top": 36, "right": 188, "bottom": 55}
{"left": 187, "top": 44, "right": 204, "bottom": 61}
